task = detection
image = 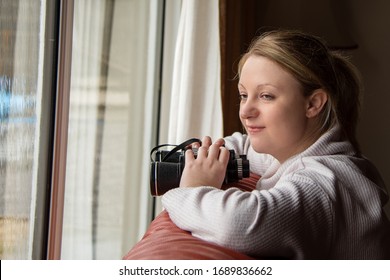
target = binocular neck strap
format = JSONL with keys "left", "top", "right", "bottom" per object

{"left": 151, "top": 138, "right": 201, "bottom": 162}
{"left": 162, "top": 138, "right": 201, "bottom": 161}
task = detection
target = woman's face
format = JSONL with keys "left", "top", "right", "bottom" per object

{"left": 239, "top": 55, "right": 314, "bottom": 162}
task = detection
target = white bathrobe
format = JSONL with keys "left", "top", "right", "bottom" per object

{"left": 162, "top": 126, "right": 390, "bottom": 259}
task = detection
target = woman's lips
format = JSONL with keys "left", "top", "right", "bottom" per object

{"left": 246, "top": 126, "right": 265, "bottom": 134}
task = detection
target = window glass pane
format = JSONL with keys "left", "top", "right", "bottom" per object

{"left": 61, "top": 0, "right": 162, "bottom": 259}
{"left": 0, "top": 0, "right": 46, "bottom": 259}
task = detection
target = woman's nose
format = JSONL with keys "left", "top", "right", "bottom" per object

{"left": 240, "top": 101, "right": 258, "bottom": 119}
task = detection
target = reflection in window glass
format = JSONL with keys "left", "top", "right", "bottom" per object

{"left": 0, "top": 0, "right": 45, "bottom": 259}
{"left": 61, "top": 0, "right": 162, "bottom": 259}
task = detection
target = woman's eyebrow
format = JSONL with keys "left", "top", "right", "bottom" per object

{"left": 256, "top": 83, "right": 278, "bottom": 90}
{"left": 238, "top": 83, "right": 278, "bottom": 90}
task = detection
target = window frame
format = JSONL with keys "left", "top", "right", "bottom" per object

{"left": 29, "top": 0, "right": 62, "bottom": 260}
{"left": 46, "top": 0, "right": 74, "bottom": 260}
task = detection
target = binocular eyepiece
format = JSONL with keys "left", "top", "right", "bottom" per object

{"left": 149, "top": 138, "right": 250, "bottom": 196}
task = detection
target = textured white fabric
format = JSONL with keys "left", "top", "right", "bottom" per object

{"left": 162, "top": 126, "right": 390, "bottom": 259}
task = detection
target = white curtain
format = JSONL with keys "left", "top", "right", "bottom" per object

{"left": 167, "top": 0, "right": 223, "bottom": 144}
{"left": 154, "top": 0, "right": 222, "bottom": 214}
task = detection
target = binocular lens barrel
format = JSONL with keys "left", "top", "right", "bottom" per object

{"left": 150, "top": 162, "right": 182, "bottom": 196}
{"left": 150, "top": 150, "right": 249, "bottom": 196}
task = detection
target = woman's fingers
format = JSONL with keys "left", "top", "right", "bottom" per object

{"left": 208, "top": 141, "right": 225, "bottom": 158}
{"left": 180, "top": 137, "right": 229, "bottom": 188}
{"left": 191, "top": 137, "right": 227, "bottom": 159}
{"left": 189, "top": 136, "right": 227, "bottom": 161}
{"left": 201, "top": 136, "right": 212, "bottom": 149}
{"left": 218, "top": 147, "right": 230, "bottom": 164}
{"left": 197, "top": 146, "right": 208, "bottom": 159}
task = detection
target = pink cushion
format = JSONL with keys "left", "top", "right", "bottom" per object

{"left": 123, "top": 174, "right": 260, "bottom": 260}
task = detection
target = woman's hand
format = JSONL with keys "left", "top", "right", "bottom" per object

{"left": 179, "top": 136, "right": 230, "bottom": 188}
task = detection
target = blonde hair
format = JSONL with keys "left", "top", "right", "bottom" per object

{"left": 238, "top": 29, "right": 362, "bottom": 153}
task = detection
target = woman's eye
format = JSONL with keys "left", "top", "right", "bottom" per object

{"left": 259, "top": 93, "right": 274, "bottom": 101}
{"left": 239, "top": 93, "right": 248, "bottom": 101}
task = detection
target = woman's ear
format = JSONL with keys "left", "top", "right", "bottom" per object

{"left": 306, "top": 89, "right": 328, "bottom": 118}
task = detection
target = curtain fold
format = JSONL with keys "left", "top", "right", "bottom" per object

{"left": 167, "top": 0, "right": 222, "bottom": 144}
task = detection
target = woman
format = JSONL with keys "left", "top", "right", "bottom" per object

{"left": 162, "top": 29, "right": 390, "bottom": 259}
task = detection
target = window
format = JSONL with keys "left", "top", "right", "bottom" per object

{"left": 0, "top": 0, "right": 181, "bottom": 260}
{"left": 0, "top": 0, "right": 56, "bottom": 259}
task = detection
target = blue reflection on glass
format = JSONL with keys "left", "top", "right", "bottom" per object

{"left": 0, "top": 75, "right": 36, "bottom": 123}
